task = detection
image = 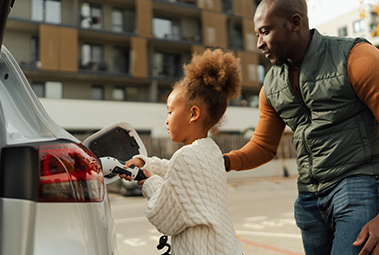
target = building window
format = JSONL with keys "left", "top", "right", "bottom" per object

{"left": 113, "top": 87, "right": 125, "bottom": 101}
{"left": 126, "top": 87, "right": 140, "bottom": 101}
{"left": 166, "top": 0, "right": 196, "bottom": 5}
{"left": 81, "top": 43, "right": 106, "bottom": 71}
{"left": 81, "top": 2, "right": 102, "bottom": 29}
{"left": 91, "top": 86, "right": 104, "bottom": 100}
{"left": 153, "top": 17, "right": 180, "bottom": 40}
{"left": 31, "top": 36, "right": 39, "bottom": 63}
{"left": 32, "top": 81, "right": 62, "bottom": 98}
{"left": 153, "top": 52, "right": 182, "bottom": 78}
{"left": 158, "top": 88, "right": 171, "bottom": 103}
{"left": 112, "top": 8, "right": 135, "bottom": 33}
{"left": 249, "top": 95, "right": 259, "bottom": 108}
{"left": 353, "top": 19, "right": 365, "bottom": 33}
{"left": 222, "top": 0, "right": 232, "bottom": 13}
{"left": 338, "top": 26, "right": 348, "bottom": 37}
{"left": 32, "top": 83, "right": 45, "bottom": 97}
{"left": 113, "top": 47, "right": 130, "bottom": 74}
{"left": 229, "top": 21, "right": 244, "bottom": 50}
{"left": 31, "top": 0, "right": 61, "bottom": 24}
{"left": 257, "top": 64, "right": 265, "bottom": 83}
{"left": 181, "top": 18, "right": 201, "bottom": 42}
{"left": 45, "top": 81, "right": 62, "bottom": 98}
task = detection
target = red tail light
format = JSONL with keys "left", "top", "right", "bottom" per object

{"left": 38, "top": 143, "right": 104, "bottom": 202}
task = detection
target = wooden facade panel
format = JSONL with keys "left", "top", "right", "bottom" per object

{"left": 136, "top": 0, "right": 152, "bottom": 38}
{"left": 60, "top": 27, "right": 78, "bottom": 72}
{"left": 242, "top": 17, "right": 256, "bottom": 52}
{"left": 238, "top": 51, "right": 260, "bottom": 88}
{"left": 40, "top": 24, "right": 79, "bottom": 72}
{"left": 197, "top": 0, "right": 222, "bottom": 12}
{"left": 242, "top": 0, "right": 254, "bottom": 18}
{"left": 191, "top": 45, "right": 205, "bottom": 55}
{"left": 201, "top": 10, "right": 227, "bottom": 48}
{"left": 233, "top": 0, "right": 254, "bottom": 17}
{"left": 131, "top": 37, "right": 148, "bottom": 78}
{"left": 40, "top": 24, "right": 59, "bottom": 71}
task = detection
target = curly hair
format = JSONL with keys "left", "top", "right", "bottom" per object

{"left": 173, "top": 49, "right": 242, "bottom": 131}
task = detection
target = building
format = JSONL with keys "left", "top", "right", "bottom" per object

{"left": 315, "top": 3, "right": 379, "bottom": 47}
{"left": 3, "top": 0, "right": 268, "bottom": 138}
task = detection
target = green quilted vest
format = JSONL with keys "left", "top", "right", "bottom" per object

{"left": 264, "top": 29, "right": 379, "bottom": 192}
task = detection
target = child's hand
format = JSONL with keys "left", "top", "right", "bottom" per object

{"left": 119, "top": 158, "right": 145, "bottom": 181}
{"left": 124, "top": 158, "right": 145, "bottom": 168}
{"left": 137, "top": 170, "right": 151, "bottom": 185}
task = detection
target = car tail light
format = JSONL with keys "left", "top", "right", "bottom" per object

{"left": 38, "top": 143, "right": 104, "bottom": 202}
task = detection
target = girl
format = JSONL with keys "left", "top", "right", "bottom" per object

{"left": 122, "top": 49, "right": 243, "bottom": 254}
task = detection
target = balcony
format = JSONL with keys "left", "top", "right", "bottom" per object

{"left": 152, "top": 52, "right": 183, "bottom": 80}
{"left": 153, "top": 16, "right": 202, "bottom": 44}
{"left": 154, "top": 0, "right": 197, "bottom": 7}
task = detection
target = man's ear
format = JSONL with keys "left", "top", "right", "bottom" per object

{"left": 190, "top": 106, "right": 201, "bottom": 122}
{"left": 289, "top": 14, "right": 302, "bottom": 32}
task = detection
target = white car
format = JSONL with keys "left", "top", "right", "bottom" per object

{"left": 0, "top": 1, "right": 144, "bottom": 254}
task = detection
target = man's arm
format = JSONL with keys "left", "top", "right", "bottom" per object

{"left": 348, "top": 42, "right": 379, "bottom": 121}
{"left": 348, "top": 42, "right": 379, "bottom": 255}
{"left": 224, "top": 88, "right": 286, "bottom": 171}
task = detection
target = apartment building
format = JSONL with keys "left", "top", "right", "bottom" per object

{"left": 315, "top": 3, "right": 379, "bottom": 47}
{"left": 3, "top": 0, "right": 268, "bottom": 137}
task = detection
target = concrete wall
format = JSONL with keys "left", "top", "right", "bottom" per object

{"left": 39, "top": 98, "right": 260, "bottom": 136}
{"left": 226, "top": 159, "right": 298, "bottom": 180}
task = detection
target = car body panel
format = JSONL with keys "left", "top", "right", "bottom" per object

{"left": 0, "top": 45, "right": 79, "bottom": 145}
{"left": 0, "top": 198, "right": 37, "bottom": 255}
{"left": 0, "top": 45, "right": 118, "bottom": 254}
{"left": 33, "top": 196, "right": 117, "bottom": 255}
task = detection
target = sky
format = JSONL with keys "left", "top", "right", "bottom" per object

{"left": 307, "top": 0, "right": 377, "bottom": 28}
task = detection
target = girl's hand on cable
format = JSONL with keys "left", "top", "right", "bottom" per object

{"left": 119, "top": 158, "right": 145, "bottom": 181}
{"left": 137, "top": 170, "right": 151, "bottom": 185}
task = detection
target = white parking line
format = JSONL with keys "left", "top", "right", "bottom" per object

{"left": 122, "top": 238, "right": 147, "bottom": 247}
{"left": 114, "top": 216, "right": 147, "bottom": 224}
{"left": 236, "top": 230, "right": 302, "bottom": 239}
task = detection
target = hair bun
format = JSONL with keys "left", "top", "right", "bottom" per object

{"left": 183, "top": 49, "right": 241, "bottom": 99}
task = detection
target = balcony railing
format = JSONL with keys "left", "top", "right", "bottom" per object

{"left": 158, "top": 0, "right": 197, "bottom": 6}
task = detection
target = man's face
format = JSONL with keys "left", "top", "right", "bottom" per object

{"left": 254, "top": 5, "right": 292, "bottom": 66}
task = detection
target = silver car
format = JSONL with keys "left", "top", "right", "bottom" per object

{"left": 0, "top": 1, "right": 118, "bottom": 254}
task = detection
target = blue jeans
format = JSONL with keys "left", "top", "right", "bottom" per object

{"left": 294, "top": 175, "right": 379, "bottom": 255}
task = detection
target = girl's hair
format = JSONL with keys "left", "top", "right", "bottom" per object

{"left": 173, "top": 49, "right": 241, "bottom": 132}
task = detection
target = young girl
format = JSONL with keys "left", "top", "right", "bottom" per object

{"left": 122, "top": 49, "right": 243, "bottom": 254}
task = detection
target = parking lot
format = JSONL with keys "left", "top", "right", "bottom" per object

{"left": 109, "top": 176, "right": 305, "bottom": 255}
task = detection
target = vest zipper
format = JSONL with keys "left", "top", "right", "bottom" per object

{"left": 300, "top": 100, "right": 317, "bottom": 186}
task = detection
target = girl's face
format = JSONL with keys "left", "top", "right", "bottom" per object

{"left": 165, "top": 87, "right": 192, "bottom": 144}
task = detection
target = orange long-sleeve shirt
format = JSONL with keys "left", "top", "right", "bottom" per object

{"left": 226, "top": 42, "right": 379, "bottom": 171}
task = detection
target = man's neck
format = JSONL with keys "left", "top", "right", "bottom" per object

{"left": 288, "top": 32, "right": 312, "bottom": 67}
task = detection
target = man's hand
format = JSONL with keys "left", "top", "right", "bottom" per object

{"left": 354, "top": 214, "right": 379, "bottom": 254}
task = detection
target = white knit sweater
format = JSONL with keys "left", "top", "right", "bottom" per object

{"left": 135, "top": 137, "right": 243, "bottom": 255}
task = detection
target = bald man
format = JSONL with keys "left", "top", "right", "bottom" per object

{"left": 223, "top": 0, "right": 379, "bottom": 254}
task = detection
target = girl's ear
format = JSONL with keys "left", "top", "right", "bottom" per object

{"left": 190, "top": 105, "right": 201, "bottom": 122}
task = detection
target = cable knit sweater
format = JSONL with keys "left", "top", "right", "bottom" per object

{"left": 134, "top": 137, "right": 242, "bottom": 255}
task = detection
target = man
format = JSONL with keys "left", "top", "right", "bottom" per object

{"left": 223, "top": 0, "right": 379, "bottom": 254}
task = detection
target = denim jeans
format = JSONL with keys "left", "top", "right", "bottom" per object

{"left": 294, "top": 175, "right": 379, "bottom": 255}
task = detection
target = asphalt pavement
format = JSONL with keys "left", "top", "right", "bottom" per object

{"left": 109, "top": 176, "right": 305, "bottom": 255}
